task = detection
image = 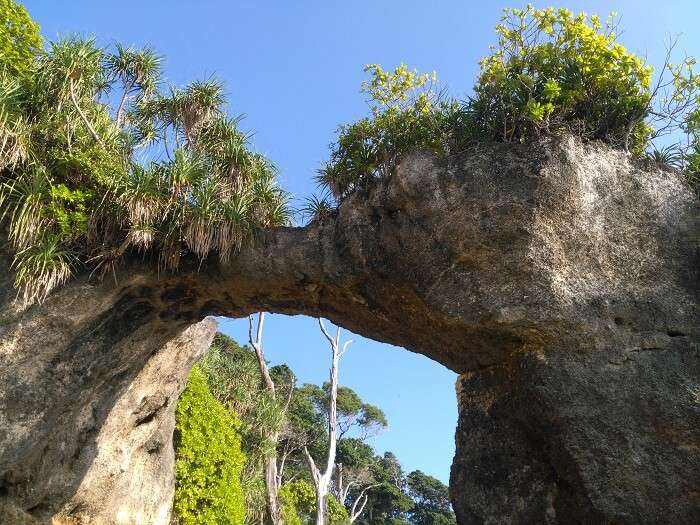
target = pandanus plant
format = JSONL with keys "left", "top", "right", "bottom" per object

{"left": 0, "top": 36, "right": 290, "bottom": 303}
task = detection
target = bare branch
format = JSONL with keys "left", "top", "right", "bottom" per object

{"left": 350, "top": 484, "right": 380, "bottom": 522}
{"left": 249, "top": 313, "right": 276, "bottom": 397}
{"left": 303, "top": 446, "right": 320, "bottom": 486}
{"left": 340, "top": 339, "right": 353, "bottom": 357}
{"left": 318, "top": 318, "right": 335, "bottom": 347}
{"left": 256, "top": 311, "right": 265, "bottom": 347}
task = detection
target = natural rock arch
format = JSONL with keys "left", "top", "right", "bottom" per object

{"left": 1, "top": 137, "right": 698, "bottom": 524}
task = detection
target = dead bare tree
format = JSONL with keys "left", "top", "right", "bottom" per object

{"left": 335, "top": 463, "right": 378, "bottom": 523}
{"left": 304, "top": 318, "right": 353, "bottom": 525}
{"left": 348, "top": 484, "right": 379, "bottom": 523}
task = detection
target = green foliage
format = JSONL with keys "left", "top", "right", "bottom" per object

{"left": 406, "top": 471, "right": 455, "bottom": 525}
{"left": 173, "top": 367, "right": 246, "bottom": 525}
{"left": 317, "top": 6, "right": 657, "bottom": 202}
{"left": 279, "top": 479, "right": 349, "bottom": 525}
{"left": 646, "top": 144, "right": 684, "bottom": 170}
{"left": 45, "top": 184, "right": 90, "bottom": 235}
{"left": 0, "top": 11, "right": 289, "bottom": 303}
{"left": 674, "top": 62, "right": 700, "bottom": 194}
{"left": 0, "top": 0, "right": 42, "bottom": 78}
{"left": 356, "top": 452, "right": 414, "bottom": 525}
{"left": 336, "top": 438, "right": 375, "bottom": 469}
{"left": 318, "top": 64, "right": 471, "bottom": 201}
{"left": 294, "top": 382, "right": 388, "bottom": 438}
{"left": 197, "top": 334, "right": 292, "bottom": 524}
{"left": 685, "top": 147, "right": 700, "bottom": 196}
{"left": 187, "top": 333, "right": 457, "bottom": 524}
{"left": 318, "top": 6, "right": 700, "bottom": 205}
{"left": 301, "top": 193, "right": 334, "bottom": 222}
{"left": 470, "top": 5, "right": 652, "bottom": 149}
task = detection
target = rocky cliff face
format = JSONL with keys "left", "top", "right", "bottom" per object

{"left": 0, "top": 251, "right": 217, "bottom": 524}
{"left": 0, "top": 136, "right": 697, "bottom": 523}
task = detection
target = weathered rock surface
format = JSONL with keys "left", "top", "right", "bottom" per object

{"left": 0, "top": 251, "right": 217, "bottom": 524}
{"left": 0, "top": 136, "right": 697, "bottom": 523}
{"left": 452, "top": 339, "right": 700, "bottom": 524}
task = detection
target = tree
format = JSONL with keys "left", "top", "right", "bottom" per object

{"left": 0, "top": 33, "right": 290, "bottom": 304}
{"left": 0, "top": 0, "right": 42, "bottom": 78}
{"left": 470, "top": 6, "right": 653, "bottom": 151}
{"left": 104, "top": 43, "right": 162, "bottom": 128}
{"left": 247, "top": 312, "right": 294, "bottom": 525}
{"left": 279, "top": 479, "right": 349, "bottom": 525}
{"left": 406, "top": 471, "right": 456, "bottom": 525}
{"left": 302, "top": 319, "right": 353, "bottom": 525}
{"left": 335, "top": 439, "right": 379, "bottom": 523}
{"left": 198, "top": 333, "right": 290, "bottom": 524}
{"left": 173, "top": 367, "right": 246, "bottom": 525}
{"left": 356, "top": 452, "right": 414, "bottom": 525}
{"left": 278, "top": 319, "right": 388, "bottom": 524}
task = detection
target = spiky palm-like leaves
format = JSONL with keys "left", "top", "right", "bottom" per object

{"left": 0, "top": 75, "right": 32, "bottom": 169}
{"left": 1, "top": 36, "right": 289, "bottom": 303}
{"left": 301, "top": 193, "right": 334, "bottom": 222}
{"left": 105, "top": 43, "right": 162, "bottom": 127}
{"left": 647, "top": 144, "right": 684, "bottom": 169}
{"left": 12, "top": 235, "right": 76, "bottom": 304}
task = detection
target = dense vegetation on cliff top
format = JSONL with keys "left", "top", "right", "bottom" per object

{"left": 175, "top": 333, "right": 456, "bottom": 524}
{"left": 1, "top": 1, "right": 698, "bottom": 303}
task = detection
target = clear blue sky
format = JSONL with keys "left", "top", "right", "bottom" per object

{"left": 23, "top": 0, "right": 699, "bottom": 483}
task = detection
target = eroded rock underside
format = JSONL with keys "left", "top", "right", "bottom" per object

{"left": 0, "top": 136, "right": 698, "bottom": 524}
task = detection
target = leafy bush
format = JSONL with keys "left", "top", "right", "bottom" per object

{"left": 406, "top": 470, "right": 456, "bottom": 525}
{"left": 197, "top": 334, "right": 291, "bottom": 524}
{"left": 317, "top": 64, "right": 472, "bottom": 201}
{"left": 317, "top": 6, "right": 694, "bottom": 204}
{"left": 681, "top": 83, "right": 700, "bottom": 194}
{"left": 0, "top": 0, "right": 42, "bottom": 78}
{"left": 470, "top": 6, "right": 653, "bottom": 151}
{"left": 279, "top": 479, "right": 349, "bottom": 525}
{"left": 173, "top": 367, "right": 246, "bottom": 525}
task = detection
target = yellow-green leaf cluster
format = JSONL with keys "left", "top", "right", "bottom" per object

{"left": 318, "top": 64, "right": 471, "bottom": 200}
{"left": 279, "top": 479, "right": 349, "bottom": 525}
{"left": 0, "top": 0, "right": 42, "bottom": 78}
{"left": 471, "top": 5, "right": 653, "bottom": 147}
{"left": 173, "top": 367, "right": 246, "bottom": 525}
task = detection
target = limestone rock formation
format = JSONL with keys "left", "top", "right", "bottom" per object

{"left": 0, "top": 253, "right": 217, "bottom": 524}
{"left": 0, "top": 136, "right": 697, "bottom": 523}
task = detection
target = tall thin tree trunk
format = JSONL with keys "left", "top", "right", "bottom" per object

{"left": 69, "top": 80, "right": 105, "bottom": 147}
{"left": 115, "top": 79, "right": 135, "bottom": 128}
{"left": 265, "top": 452, "right": 281, "bottom": 525}
{"left": 249, "top": 313, "right": 283, "bottom": 525}
{"left": 309, "top": 319, "right": 351, "bottom": 525}
{"left": 315, "top": 478, "right": 328, "bottom": 525}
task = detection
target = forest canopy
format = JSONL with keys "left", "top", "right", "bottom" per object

{"left": 174, "top": 333, "right": 457, "bottom": 525}
{"left": 1, "top": 1, "right": 699, "bottom": 303}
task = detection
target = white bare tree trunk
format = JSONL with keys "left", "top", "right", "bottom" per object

{"left": 249, "top": 313, "right": 282, "bottom": 525}
{"left": 264, "top": 453, "right": 281, "bottom": 525}
{"left": 348, "top": 484, "right": 378, "bottom": 523}
{"left": 304, "top": 319, "right": 352, "bottom": 525}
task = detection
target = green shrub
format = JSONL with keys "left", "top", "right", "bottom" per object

{"left": 0, "top": 0, "right": 42, "bottom": 78}
{"left": 279, "top": 479, "right": 349, "bottom": 524}
{"left": 0, "top": 27, "right": 289, "bottom": 304}
{"left": 197, "top": 334, "right": 289, "bottom": 524}
{"left": 317, "top": 64, "right": 472, "bottom": 201}
{"left": 174, "top": 367, "right": 246, "bottom": 525}
{"left": 469, "top": 6, "right": 652, "bottom": 150}
{"left": 318, "top": 6, "right": 664, "bottom": 203}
